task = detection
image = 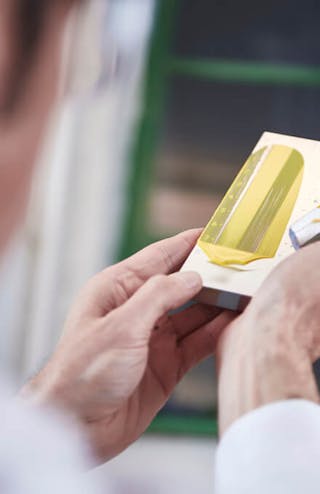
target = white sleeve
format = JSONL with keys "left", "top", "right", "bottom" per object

{"left": 0, "top": 382, "right": 106, "bottom": 494}
{"left": 215, "top": 400, "right": 320, "bottom": 494}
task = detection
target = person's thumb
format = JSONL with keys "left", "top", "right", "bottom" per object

{"left": 109, "top": 271, "right": 202, "bottom": 343}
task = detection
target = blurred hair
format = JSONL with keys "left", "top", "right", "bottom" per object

{"left": 2, "top": 0, "right": 76, "bottom": 114}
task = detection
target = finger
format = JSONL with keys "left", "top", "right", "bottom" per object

{"left": 168, "top": 303, "right": 222, "bottom": 340}
{"left": 178, "top": 311, "right": 236, "bottom": 379}
{"left": 119, "top": 229, "right": 202, "bottom": 278}
{"left": 110, "top": 271, "right": 203, "bottom": 343}
{"left": 84, "top": 229, "right": 202, "bottom": 316}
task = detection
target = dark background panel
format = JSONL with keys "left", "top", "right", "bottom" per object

{"left": 154, "top": 76, "right": 320, "bottom": 195}
{"left": 173, "top": 0, "right": 320, "bottom": 65}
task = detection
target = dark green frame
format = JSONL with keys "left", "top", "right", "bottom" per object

{"left": 119, "top": 0, "right": 320, "bottom": 260}
{"left": 118, "top": 0, "right": 320, "bottom": 435}
{"left": 119, "top": 0, "right": 179, "bottom": 260}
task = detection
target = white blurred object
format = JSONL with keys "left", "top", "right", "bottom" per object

{"left": 0, "top": 380, "right": 103, "bottom": 494}
{"left": 289, "top": 206, "right": 320, "bottom": 249}
{"left": 215, "top": 400, "right": 320, "bottom": 494}
{"left": 0, "top": 0, "right": 155, "bottom": 379}
{"left": 0, "top": 239, "right": 30, "bottom": 376}
{"left": 92, "top": 436, "right": 217, "bottom": 494}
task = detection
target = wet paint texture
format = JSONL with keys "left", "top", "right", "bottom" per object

{"left": 198, "top": 145, "right": 304, "bottom": 265}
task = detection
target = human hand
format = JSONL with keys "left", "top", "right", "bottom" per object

{"left": 22, "top": 229, "right": 234, "bottom": 462}
{"left": 217, "top": 243, "right": 320, "bottom": 436}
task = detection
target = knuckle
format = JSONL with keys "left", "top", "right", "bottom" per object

{"left": 88, "top": 267, "right": 112, "bottom": 288}
{"left": 148, "top": 274, "right": 168, "bottom": 290}
{"left": 154, "top": 243, "right": 174, "bottom": 272}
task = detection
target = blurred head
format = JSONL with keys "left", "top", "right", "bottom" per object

{"left": 0, "top": 0, "right": 76, "bottom": 253}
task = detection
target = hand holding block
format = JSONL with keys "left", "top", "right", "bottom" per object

{"left": 181, "top": 132, "right": 320, "bottom": 310}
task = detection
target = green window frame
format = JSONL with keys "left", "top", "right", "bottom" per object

{"left": 118, "top": 0, "right": 320, "bottom": 436}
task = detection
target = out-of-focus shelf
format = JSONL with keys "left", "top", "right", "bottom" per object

{"left": 148, "top": 186, "right": 222, "bottom": 236}
{"left": 169, "top": 58, "right": 320, "bottom": 87}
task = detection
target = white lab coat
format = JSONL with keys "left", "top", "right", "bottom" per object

{"left": 1, "top": 379, "right": 319, "bottom": 493}
{"left": 215, "top": 400, "right": 320, "bottom": 493}
{"left": 0, "top": 380, "right": 103, "bottom": 494}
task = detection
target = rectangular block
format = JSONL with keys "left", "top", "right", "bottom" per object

{"left": 181, "top": 132, "right": 320, "bottom": 310}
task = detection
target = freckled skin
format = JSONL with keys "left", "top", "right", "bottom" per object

{"left": 217, "top": 242, "right": 320, "bottom": 436}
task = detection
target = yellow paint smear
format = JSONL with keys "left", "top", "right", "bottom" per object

{"left": 198, "top": 145, "right": 304, "bottom": 266}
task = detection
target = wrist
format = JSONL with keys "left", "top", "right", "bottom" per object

{"left": 20, "top": 363, "right": 66, "bottom": 409}
{"left": 218, "top": 313, "right": 319, "bottom": 435}
{"left": 249, "top": 293, "right": 320, "bottom": 399}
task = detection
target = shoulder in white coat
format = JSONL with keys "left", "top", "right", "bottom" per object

{"left": 215, "top": 400, "right": 320, "bottom": 494}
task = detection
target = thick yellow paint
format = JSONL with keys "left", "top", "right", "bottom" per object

{"left": 198, "top": 145, "right": 304, "bottom": 266}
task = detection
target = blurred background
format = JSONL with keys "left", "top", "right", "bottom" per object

{"left": 1, "top": 0, "right": 320, "bottom": 492}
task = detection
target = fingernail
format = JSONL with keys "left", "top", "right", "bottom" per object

{"left": 179, "top": 271, "right": 202, "bottom": 291}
